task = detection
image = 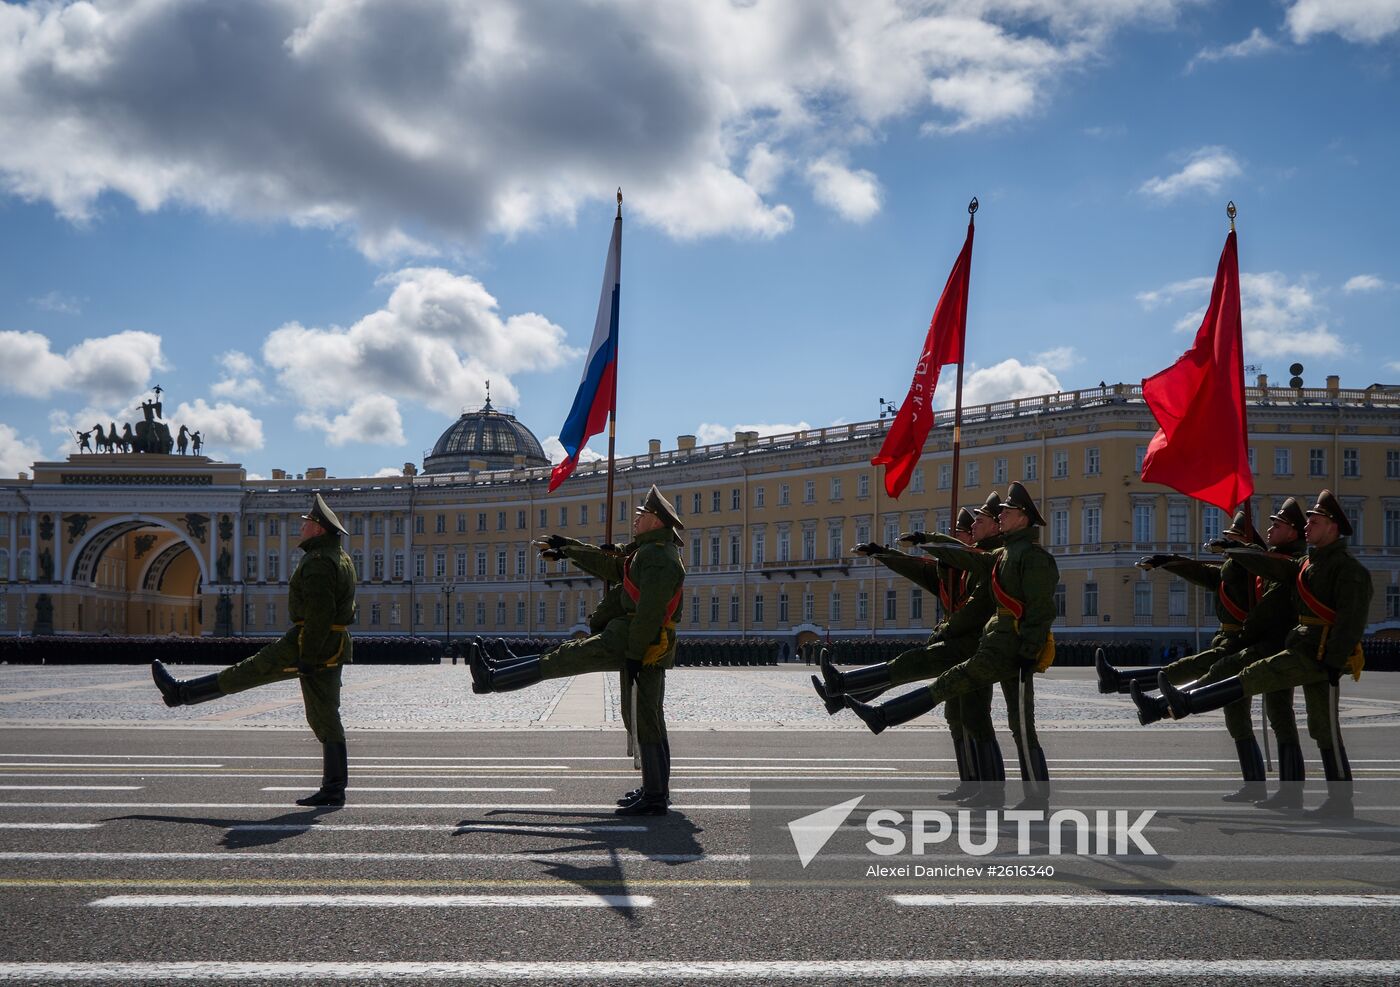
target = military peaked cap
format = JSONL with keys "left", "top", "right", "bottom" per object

{"left": 974, "top": 490, "right": 1003, "bottom": 519}
{"left": 1305, "top": 489, "right": 1352, "bottom": 537}
{"left": 301, "top": 493, "right": 348, "bottom": 536}
{"left": 636, "top": 484, "right": 684, "bottom": 530}
{"left": 1268, "top": 497, "right": 1307, "bottom": 535}
{"left": 1222, "top": 510, "right": 1265, "bottom": 548}
{"left": 954, "top": 507, "right": 975, "bottom": 533}
{"left": 1000, "top": 480, "right": 1046, "bottom": 527}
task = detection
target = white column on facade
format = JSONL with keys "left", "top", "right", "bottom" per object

{"left": 383, "top": 514, "right": 391, "bottom": 575}
{"left": 232, "top": 512, "right": 242, "bottom": 584}
{"left": 361, "top": 515, "right": 371, "bottom": 578}
{"left": 208, "top": 513, "right": 218, "bottom": 584}
{"left": 257, "top": 516, "right": 267, "bottom": 582}
{"left": 52, "top": 512, "right": 62, "bottom": 584}
{"left": 29, "top": 511, "right": 38, "bottom": 580}
{"left": 279, "top": 519, "right": 289, "bottom": 584}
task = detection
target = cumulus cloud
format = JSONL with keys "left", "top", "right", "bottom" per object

{"left": 0, "top": 0, "right": 1214, "bottom": 251}
{"left": 30, "top": 290, "right": 82, "bottom": 315}
{"left": 210, "top": 350, "right": 270, "bottom": 403}
{"left": 942, "top": 360, "right": 1063, "bottom": 409}
{"left": 1138, "top": 271, "right": 1348, "bottom": 358}
{"left": 1286, "top": 0, "right": 1400, "bottom": 43}
{"left": 263, "top": 267, "right": 576, "bottom": 443}
{"left": 0, "top": 424, "right": 45, "bottom": 477}
{"left": 1032, "top": 346, "right": 1081, "bottom": 372}
{"left": 373, "top": 466, "right": 407, "bottom": 478}
{"left": 542, "top": 435, "right": 603, "bottom": 466}
{"left": 0, "top": 330, "right": 167, "bottom": 402}
{"left": 1186, "top": 28, "right": 1279, "bottom": 72}
{"left": 806, "top": 157, "right": 881, "bottom": 222}
{"left": 296, "top": 394, "right": 406, "bottom": 447}
{"left": 1138, "top": 147, "right": 1243, "bottom": 201}
{"left": 694, "top": 421, "right": 813, "bottom": 446}
{"left": 171, "top": 398, "right": 265, "bottom": 452}
{"left": 1344, "top": 274, "right": 1391, "bottom": 293}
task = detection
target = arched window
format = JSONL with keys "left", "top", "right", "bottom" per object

{"left": 17, "top": 550, "right": 30, "bottom": 580}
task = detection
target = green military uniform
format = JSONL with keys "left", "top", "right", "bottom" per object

{"left": 151, "top": 493, "right": 357, "bottom": 807}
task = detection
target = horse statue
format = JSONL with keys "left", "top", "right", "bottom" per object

{"left": 119, "top": 423, "right": 135, "bottom": 453}
{"left": 133, "top": 418, "right": 174, "bottom": 454}
{"left": 91, "top": 424, "right": 110, "bottom": 453}
{"left": 177, "top": 425, "right": 190, "bottom": 455}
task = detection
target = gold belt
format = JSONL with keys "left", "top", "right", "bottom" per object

{"left": 1219, "top": 622, "right": 1243, "bottom": 632}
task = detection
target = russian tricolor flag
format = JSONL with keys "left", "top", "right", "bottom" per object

{"left": 549, "top": 212, "right": 620, "bottom": 491}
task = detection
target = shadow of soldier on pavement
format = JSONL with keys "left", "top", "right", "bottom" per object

{"left": 105, "top": 806, "right": 340, "bottom": 850}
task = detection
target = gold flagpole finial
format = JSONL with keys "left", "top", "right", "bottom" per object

{"left": 1226, "top": 200, "right": 1236, "bottom": 232}
{"left": 617, "top": 187, "right": 623, "bottom": 219}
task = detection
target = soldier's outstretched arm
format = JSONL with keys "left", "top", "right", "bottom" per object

{"left": 917, "top": 541, "right": 982, "bottom": 574}
{"left": 1155, "top": 557, "right": 1221, "bottom": 590}
{"left": 1224, "top": 547, "right": 1300, "bottom": 584}
{"left": 538, "top": 535, "right": 625, "bottom": 583}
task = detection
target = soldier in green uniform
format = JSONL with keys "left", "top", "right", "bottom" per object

{"left": 846, "top": 481, "right": 1057, "bottom": 810}
{"left": 813, "top": 495, "right": 1004, "bottom": 800}
{"left": 1102, "top": 503, "right": 1307, "bottom": 802}
{"left": 471, "top": 484, "right": 685, "bottom": 817}
{"left": 152, "top": 494, "right": 358, "bottom": 807}
{"left": 1133, "top": 491, "right": 1372, "bottom": 818}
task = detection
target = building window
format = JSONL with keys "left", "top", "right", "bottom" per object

{"left": 1083, "top": 582, "right": 1098, "bottom": 617}
{"left": 434, "top": 514, "right": 445, "bottom": 534}
{"left": 477, "top": 513, "right": 487, "bottom": 532}
{"left": 753, "top": 532, "right": 765, "bottom": 565}
{"left": 1053, "top": 451, "right": 1068, "bottom": 479}
{"left": 516, "top": 600, "right": 525, "bottom": 625}
{"left": 457, "top": 514, "right": 467, "bottom": 533}
{"left": 496, "top": 551, "right": 507, "bottom": 577}
{"left": 373, "top": 551, "right": 385, "bottom": 580}
{"left": 830, "top": 477, "right": 842, "bottom": 501}
{"left": 394, "top": 516, "right": 404, "bottom": 535}
{"left": 1024, "top": 454, "right": 1038, "bottom": 482}
{"left": 538, "top": 508, "right": 547, "bottom": 528}
{"left": 885, "top": 589, "right": 897, "bottom": 621}
{"left": 828, "top": 526, "right": 843, "bottom": 558}
{"left": 558, "top": 507, "right": 568, "bottom": 527}
{"left": 1169, "top": 581, "right": 1187, "bottom": 617}
{"left": 516, "top": 550, "right": 526, "bottom": 576}
{"left": 779, "top": 592, "right": 789, "bottom": 623}
{"left": 755, "top": 486, "right": 766, "bottom": 508}
{"left": 269, "top": 518, "right": 280, "bottom": 536}
{"left": 373, "top": 517, "right": 384, "bottom": 535}
{"left": 390, "top": 602, "right": 401, "bottom": 625}
{"left": 393, "top": 552, "right": 405, "bottom": 580}
{"left": 517, "top": 510, "right": 527, "bottom": 530}
{"left": 911, "top": 468, "right": 925, "bottom": 493}
{"left": 730, "top": 595, "right": 740, "bottom": 623}
{"left": 1387, "top": 585, "right": 1400, "bottom": 619}
{"left": 1050, "top": 509, "right": 1068, "bottom": 547}
{"left": 778, "top": 484, "right": 790, "bottom": 506}
{"left": 245, "top": 553, "right": 257, "bottom": 580}
{"left": 493, "top": 600, "right": 504, "bottom": 625}
{"left": 537, "top": 555, "right": 546, "bottom": 576}
{"left": 732, "top": 488, "right": 741, "bottom": 511}
{"left": 1168, "top": 504, "right": 1188, "bottom": 543}
{"left": 434, "top": 552, "right": 446, "bottom": 579}
{"left": 1275, "top": 447, "right": 1292, "bottom": 475}
{"left": 579, "top": 504, "right": 589, "bottom": 526}
{"left": 1133, "top": 504, "right": 1154, "bottom": 544}
{"left": 804, "top": 480, "right": 816, "bottom": 504}
{"left": 1385, "top": 509, "right": 1400, "bottom": 548}
{"left": 537, "top": 599, "right": 546, "bottom": 625}
{"left": 1134, "top": 445, "right": 1148, "bottom": 473}
{"left": 710, "top": 536, "right": 721, "bottom": 567}
{"left": 476, "top": 551, "right": 487, "bottom": 577}
{"left": 803, "top": 592, "right": 814, "bottom": 622}
{"left": 245, "top": 518, "right": 256, "bottom": 537}
{"left": 910, "top": 588, "right": 923, "bottom": 621}
{"left": 938, "top": 464, "right": 952, "bottom": 490}
{"left": 1053, "top": 583, "right": 1066, "bottom": 619}
{"left": 456, "top": 552, "right": 467, "bottom": 579}
{"left": 1134, "top": 582, "right": 1152, "bottom": 618}
{"left": 856, "top": 522, "right": 870, "bottom": 545}
{"left": 711, "top": 490, "right": 722, "bottom": 513}
{"left": 966, "top": 461, "right": 980, "bottom": 488}
{"left": 1083, "top": 506, "right": 1102, "bottom": 545}
{"left": 434, "top": 602, "right": 444, "bottom": 626}
{"left": 1248, "top": 447, "right": 1257, "bottom": 473}
{"left": 1085, "top": 447, "right": 1100, "bottom": 476}
{"left": 778, "top": 530, "right": 791, "bottom": 562}
{"left": 994, "top": 457, "right": 1008, "bottom": 483}
{"left": 730, "top": 535, "right": 740, "bottom": 565}
{"left": 885, "top": 520, "right": 899, "bottom": 546}
{"left": 476, "top": 601, "right": 486, "bottom": 626}
{"left": 1388, "top": 450, "right": 1400, "bottom": 479}
{"left": 858, "top": 591, "right": 868, "bottom": 622}
{"left": 802, "top": 528, "right": 816, "bottom": 561}
{"left": 557, "top": 598, "right": 567, "bottom": 625}
{"left": 753, "top": 594, "right": 764, "bottom": 624}
{"left": 456, "top": 601, "right": 465, "bottom": 626}
{"left": 414, "top": 554, "right": 425, "bottom": 580}
{"left": 1309, "top": 448, "right": 1326, "bottom": 477}
{"left": 1343, "top": 448, "right": 1359, "bottom": 478}
{"left": 266, "top": 552, "right": 280, "bottom": 581}
{"left": 692, "top": 493, "right": 702, "bottom": 514}
{"left": 1202, "top": 507, "right": 1222, "bottom": 542}
{"left": 370, "top": 603, "right": 381, "bottom": 626}
{"left": 266, "top": 603, "right": 277, "bottom": 626}
{"left": 829, "top": 592, "right": 841, "bottom": 623}
{"left": 858, "top": 473, "right": 869, "bottom": 498}
{"left": 690, "top": 595, "right": 700, "bottom": 624}
{"left": 691, "top": 536, "right": 702, "bottom": 567}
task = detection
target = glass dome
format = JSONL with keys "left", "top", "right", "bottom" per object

{"left": 422, "top": 399, "right": 550, "bottom": 474}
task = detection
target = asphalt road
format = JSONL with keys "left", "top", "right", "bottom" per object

{"left": 1, "top": 707, "right": 1398, "bottom": 985}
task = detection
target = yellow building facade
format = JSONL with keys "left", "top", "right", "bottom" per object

{"left": 2, "top": 378, "right": 1398, "bottom": 649}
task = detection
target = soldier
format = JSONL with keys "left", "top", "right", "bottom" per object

{"left": 845, "top": 481, "right": 1057, "bottom": 810}
{"left": 1103, "top": 503, "right": 1307, "bottom": 802}
{"left": 814, "top": 495, "right": 1004, "bottom": 802}
{"left": 1132, "top": 491, "right": 1371, "bottom": 818}
{"left": 151, "top": 494, "right": 358, "bottom": 807}
{"left": 471, "top": 484, "right": 685, "bottom": 817}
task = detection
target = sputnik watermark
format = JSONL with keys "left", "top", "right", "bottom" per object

{"left": 788, "top": 800, "right": 1157, "bottom": 868}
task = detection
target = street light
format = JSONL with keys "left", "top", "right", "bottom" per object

{"left": 442, "top": 582, "right": 456, "bottom": 652}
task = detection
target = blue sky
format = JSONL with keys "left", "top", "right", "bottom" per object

{"left": 1, "top": 0, "right": 1397, "bottom": 479}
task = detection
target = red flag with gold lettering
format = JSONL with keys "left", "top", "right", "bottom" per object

{"left": 871, "top": 218, "right": 973, "bottom": 498}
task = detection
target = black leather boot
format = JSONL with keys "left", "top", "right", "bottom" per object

{"left": 296, "top": 741, "right": 348, "bottom": 807}
{"left": 616, "top": 744, "right": 668, "bottom": 816}
{"left": 1096, "top": 648, "right": 1162, "bottom": 695}
{"left": 470, "top": 647, "right": 541, "bottom": 693}
{"left": 1012, "top": 746, "right": 1050, "bottom": 812}
{"left": 1159, "top": 673, "right": 1244, "bottom": 720}
{"left": 960, "top": 737, "right": 1006, "bottom": 808}
{"left": 1256, "top": 742, "right": 1305, "bottom": 811}
{"left": 844, "top": 687, "right": 937, "bottom": 736}
{"left": 938, "top": 738, "right": 980, "bottom": 801}
{"left": 1222, "top": 737, "right": 1268, "bottom": 802}
{"left": 1306, "top": 747, "right": 1353, "bottom": 819}
{"left": 811, "top": 674, "right": 890, "bottom": 715}
{"left": 1128, "top": 678, "right": 1169, "bottom": 725}
{"left": 152, "top": 661, "right": 224, "bottom": 707}
{"left": 821, "top": 649, "right": 892, "bottom": 698}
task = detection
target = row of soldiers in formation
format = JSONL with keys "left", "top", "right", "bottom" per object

{"left": 147, "top": 479, "right": 1372, "bottom": 820}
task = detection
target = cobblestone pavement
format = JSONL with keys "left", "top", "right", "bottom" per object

{"left": 2, "top": 662, "right": 1398, "bottom": 732}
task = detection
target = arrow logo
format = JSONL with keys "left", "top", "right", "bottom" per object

{"left": 787, "top": 795, "right": 865, "bottom": 868}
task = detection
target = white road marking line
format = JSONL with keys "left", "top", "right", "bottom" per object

{"left": 0, "top": 763, "right": 223, "bottom": 769}
{"left": 0, "top": 786, "right": 142, "bottom": 791}
{"left": 0, "top": 802, "right": 751, "bottom": 810}
{"left": 891, "top": 894, "right": 1400, "bottom": 908}
{"left": 0, "top": 851, "right": 737, "bottom": 863}
{"left": 259, "top": 787, "right": 553, "bottom": 793}
{"left": 225, "top": 824, "right": 647, "bottom": 833}
{"left": 90, "top": 893, "right": 653, "bottom": 909}
{"left": 0, "top": 960, "right": 1397, "bottom": 980}
{"left": 0, "top": 822, "right": 102, "bottom": 830}
{"left": 672, "top": 788, "right": 748, "bottom": 793}
{"left": 671, "top": 766, "right": 897, "bottom": 772}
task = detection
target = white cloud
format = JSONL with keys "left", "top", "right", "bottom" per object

{"left": 0, "top": 424, "right": 45, "bottom": 477}
{"left": 542, "top": 435, "right": 604, "bottom": 465}
{"left": 1138, "top": 270, "right": 1348, "bottom": 358}
{"left": 1032, "top": 346, "right": 1081, "bottom": 372}
{"left": 0, "top": 330, "right": 167, "bottom": 402}
{"left": 942, "top": 360, "right": 1063, "bottom": 409}
{"left": 30, "top": 290, "right": 82, "bottom": 315}
{"left": 1286, "top": 0, "right": 1400, "bottom": 43}
{"left": 0, "top": 0, "right": 1210, "bottom": 253}
{"left": 1186, "top": 28, "right": 1279, "bottom": 72}
{"left": 171, "top": 399, "right": 265, "bottom": 452}
{"left": 1387, "top": 361, "right": 1400, "bottom": 374}
{"left": 1138, "top": 147, "right": 1243, "bottom": 201}
{"left": 373, "top": 466, "right": 407, "bottom": 478}
{"left": 210, "top": 350, "right": 270, "bottom": 402}
{"left": 694, "top": 421, "right": 813, "bottom": 446}
{"left": 806, "top": 157, "right": 881, "bottom": 223}
{"left": 1343, "top": 274, "right": 1391, "bottom": 293}
{"left": 296, "top": 394, "right": 406, "bottom": 447}
{"left": 263, "top": 267, "right": 576, "bottom": 443}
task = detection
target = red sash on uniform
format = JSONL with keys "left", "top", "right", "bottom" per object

{"left": 1295, "top": 558, "right": 1364, "bottom": 680}
{"left": 937, "top": 568, "right": 970, "bottom": 615}
{"left": 990, "top": 565, "right": 1024, "bottom": 619}
{"left": 1295, "top": 559, "right": 1335, "bottom": 623}
{"left": 1216, "top": 580, "right": 1251, "bottom": 624}
{"left": 622, "top": 557, "right": 682, "bottom": 623}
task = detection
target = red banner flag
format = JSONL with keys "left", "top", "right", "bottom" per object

{"left": 871, "top": 218, "right": 973, "bottom": 498}
{"left": 1140, "top": 230, "right": 1253, "bottom": 513}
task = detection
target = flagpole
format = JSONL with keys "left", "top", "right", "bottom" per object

{"left": 947, "top": 197, "right": 976, "bottom": 531}
{"left": 605, "top": 189, "right": 622, "bottom": 548}
{"left": 1227, "top": 200, "right": 1254, "bottom": 533}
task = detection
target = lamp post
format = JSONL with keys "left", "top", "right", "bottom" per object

{"left": 442, "top": 582, "right": 456, "bottom": 652}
